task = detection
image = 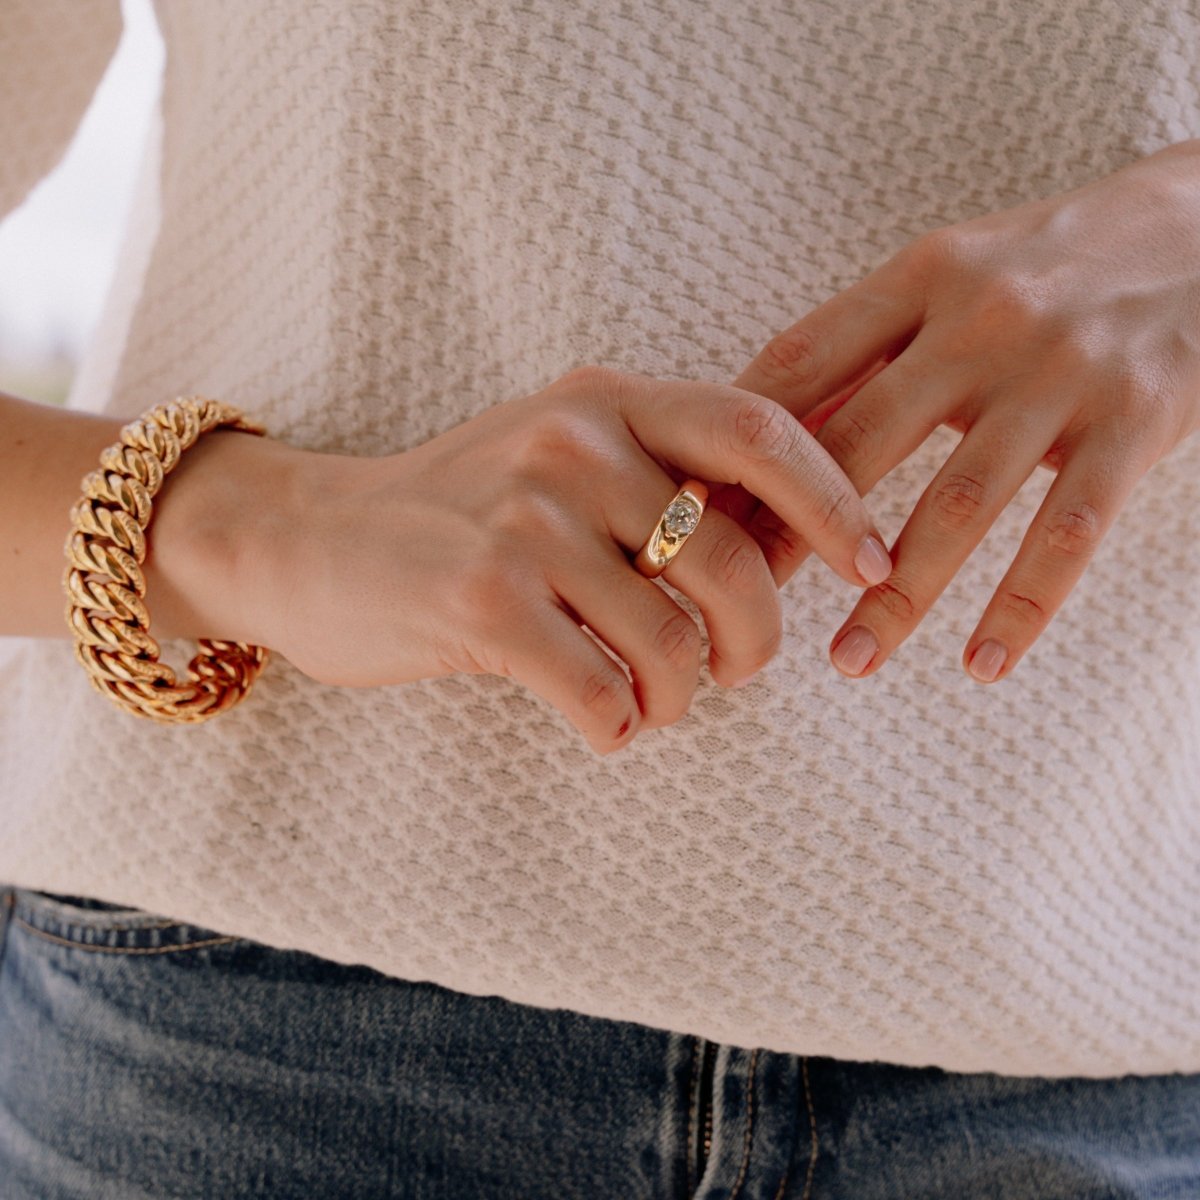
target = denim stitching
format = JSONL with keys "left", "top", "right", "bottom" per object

{"left": 13, "top": 913, "right": 240, "bottom": 954}
{"left": 686, "top": 1036, "right": 699, "bottom": 1195}
{"left": 771, "top": 1164, "right": 791, "bottom": 1200}
{"left": 800, "top": 1056, "right": 818, "bottom": 1200}
{"left": 728, "top": 1046, "right": 759, "bottom": 1200}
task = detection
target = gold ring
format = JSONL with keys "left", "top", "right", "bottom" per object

{"left": 632, "top": 479, "right": 709, "bottom": 578}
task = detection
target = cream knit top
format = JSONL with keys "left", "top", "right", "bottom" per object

{"left": 2, "top": 0, "right": 1198, "bottom": 1078}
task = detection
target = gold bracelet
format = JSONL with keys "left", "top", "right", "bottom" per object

{"left": 62, "top": 395, "right": 271, "bottom": 724}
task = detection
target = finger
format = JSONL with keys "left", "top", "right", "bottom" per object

{"left": 745, "top": 333, "right": 956, "bottom": 585}
{"left": 613, "top": 372, "right": 894, "bottom": 590}
{"left": 548, "top": 539, "right": 704, "bottom": 731}
{"left": 504, "top": 599, "right": 641, "bottom": 755}
{"left": 703, "top": 479, "right": 761, "bottom": 531}
{"left": 709, "top": 354, "right": 894, "bottom": 538}
{"left": 591, "top": 467, "right": 783, "bottom": 691}
{"left": 811, "top": 333, "right": 971, "bottom": 494}
{"left": 826, "top": 399, "right": 1063, "bottom": 678}
{"left": 797, "top": 354, "right": 896, "bottom": 436}
{"left": 960, "top": 432, "right": 1143, "bottom": 684}
{"left": 730, "top": 248, "right": 924, "bottom": 415}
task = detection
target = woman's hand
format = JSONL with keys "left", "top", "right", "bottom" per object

{"left": 249, "top": 367, "right": 892, "bottom": 754}
{"left": 719, "top": 137, "right": 1200, "bottom": 683}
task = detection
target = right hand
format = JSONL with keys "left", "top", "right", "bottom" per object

{"left": 260, "top": 366, "right": 893, "bottom": 754}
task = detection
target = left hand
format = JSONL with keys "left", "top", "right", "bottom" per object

{"left": 717, "top": 137, "right": 1200, "bottom": 683}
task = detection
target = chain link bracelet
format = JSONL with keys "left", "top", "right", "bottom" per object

{"left": 62, "top": 395, "right": 272, "bottom": 724}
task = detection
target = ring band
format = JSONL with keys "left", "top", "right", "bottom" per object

{"left": 633, "top": 479, "right": 709, "bottom": 578}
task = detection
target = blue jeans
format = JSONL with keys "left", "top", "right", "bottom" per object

{"left": 1, "top": 885, "right": 1197, "bottom": 1199}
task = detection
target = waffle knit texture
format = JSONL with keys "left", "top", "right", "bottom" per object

{"left": 2, "top": 0, "right": 1198, "bottom": 1077}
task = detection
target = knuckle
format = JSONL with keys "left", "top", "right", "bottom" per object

{"left": 911, "top": 224, "right": 972, "bottom": 275}
{"left": 490, "top": 488, "right": 564, "bottom": 544}
{"left": 580, "top": 661, "right": 632, "bottom": 720}
{"left": 996, "top": 588, "right": 1047, "bottom": 625}
{"left": 512, "top": 411, "right": 598, "bottom": 482}
{"left": 813, "top": 477, "right": 853, "bottom": 536}
{"left": 1036, "top": 327, "right": 1123, "bottom": 396}
{"left": 819, "top": 407, "right": 883, "bottom": 468}
{"left": 652, "top": 612, "right": 702, "bottom": 670}
{"left": 731, "top": 397, "right": 799, "bottom": 465}
{"left": 758, "top": 325, "right": 822, "bottom": 387}
{"left": 929, "top": 471, "right": 988, "bottom": 531}
{"left": 1041, "top": 502, "right": 1103, "bottom": 558}
{"left": 1114, "top": 358, "right": 1166, "bottom": 411}
{"left": 753, "top": 507, "right": 808, "bottom": 563}
{"left": 970, "top": 271, "right": 1053, "bottom": 337}
{"left": 1049, "top": 323, "right": 1104, "bottom": 373}
{"left": 1057, "top": 358, "right": 1177, "bottom": 473}
{"left": 559, "top": 363, "right": 641, "bottom": 414}
{"left": 710, "top": 628, "right": 782, "bottom": 688}
{"left": 869, "top": 576, "right": 918, "bottom": 622}
{"left": 1106, "top": 358, "right": 1178, "bottom": 449}
{"left": 705, "top": 534, "right": 764, "bottom": 593}
{"left": 454, "top": 558, "right": 526, "bottom": 638}
{"left": 561, "top": 362, "right": 619, "bottom": 393}
{"left": 522, "top": 409, "right": 585, "bottom": 458}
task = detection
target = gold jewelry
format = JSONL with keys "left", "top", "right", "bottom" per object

{"left": 632, "top": 479, "right": 709, "bottom": 578}
{"left": 62, "top": 395, "right": 271, "bottom": 724}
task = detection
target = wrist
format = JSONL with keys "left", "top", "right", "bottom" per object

{"left": 141, "top": 425, "right": 312, "bottom": 648}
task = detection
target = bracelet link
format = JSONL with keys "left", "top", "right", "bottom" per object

{"left": 62, "top": 395, "right": 272, "bottom": 724}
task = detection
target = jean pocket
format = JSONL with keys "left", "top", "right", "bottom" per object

{"left": 7, "top": 887, "right": 248, "bottom": 955}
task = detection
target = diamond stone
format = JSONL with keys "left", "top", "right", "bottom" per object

{"left": 663, "top": 496, "right": 701, "bottom": 537}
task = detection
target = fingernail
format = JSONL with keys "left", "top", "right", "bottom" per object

{"left": 831, "top": 625, "right": 878, "bottom": 676}
{"left": 854, "top": 535, "right": 892, "bottom": 587}
{"left": 967, "top": 639, "right": 1008, "bottom": 682}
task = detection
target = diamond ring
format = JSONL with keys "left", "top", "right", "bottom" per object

{"left": 632, "top": 480, "right": 709, "bottom": 578}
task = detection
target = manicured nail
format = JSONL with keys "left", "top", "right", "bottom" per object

{"left": 854, "top": 535, "right": 892, "bottom": 587}
{"left": 968, "top": 639, "right": 1007, "bottom": 682}
{"left": 831, "top": 625, "right": 878, "bottom": 676}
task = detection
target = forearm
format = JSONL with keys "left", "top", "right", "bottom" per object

{"left": 1, "top": 390, "right": 299, "bottom": 643}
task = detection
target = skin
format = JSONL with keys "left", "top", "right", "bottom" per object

{"left": 228, "top": 368, "right": 892, "bottom": 755}
{"left": 6, "top": 138, "right": 1198, "bottom": 754}
{"left": 0, "top": 374, "right": 891, "bottom": 756}
{"left": 721, "top": 135, "right": 1200, "bottom": 684}
{"left": 0, "top": 397, "right": 297, "bottom": 646}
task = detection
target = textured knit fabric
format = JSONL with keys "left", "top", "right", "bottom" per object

{"left": 2, "top": 0, "right": 1199, "bottom": 1077}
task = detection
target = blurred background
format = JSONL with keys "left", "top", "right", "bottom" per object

{"left": 0, "top": 0, "right": 162, "bottom": 406}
